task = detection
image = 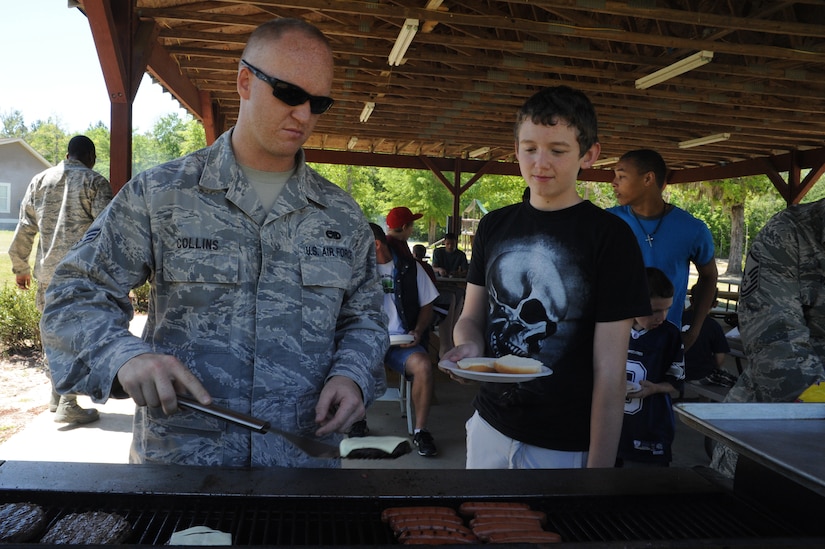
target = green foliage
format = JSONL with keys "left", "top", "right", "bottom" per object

{"left": 133, "top": 114, "right": 206, "bottom": 175}
{"left": 465, "top": 174, "right": 525, "bottom": 212}
{"left": 1, "top": 109, "right": 28, "bottom": 139}
{"left": 84, "top": 121, "right": 112, "bottom": 180}
{"left": 27, "top": 118, "right": 68, "bottom": 165}
{"left": 0, "top": 284, "right": 41, "bottom": 355}
{"left": 313, "top": 162, "right": 528, "bottom": 243}
{"left": 131, "top": 281, "right": 151, "bottom": 314}
{"left": 312, "top": 164, "right": 383, "bottom": 219}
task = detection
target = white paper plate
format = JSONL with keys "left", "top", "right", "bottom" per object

{"left": 389, "top": 334, "right": 415, "bottom": 345}
{"left": 438, "top": 359, "right": 552, "bottom": 383}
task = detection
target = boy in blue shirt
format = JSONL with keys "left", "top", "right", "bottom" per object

{"left": 618, "top": 267, "right": 685, "bottom": 467}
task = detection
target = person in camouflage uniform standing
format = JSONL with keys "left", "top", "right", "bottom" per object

{"left": 40, "top": 18, "right": 388, "bottom": 468}
{"left": 8, "top": 135, "right": 112, "bottom": 424}
{"left": 711, "top": 197, "right": 825, "bottom": 477}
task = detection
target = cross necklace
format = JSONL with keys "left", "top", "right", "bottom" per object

{"left": 631, "top": 202, "right": 668, "bottom": 247}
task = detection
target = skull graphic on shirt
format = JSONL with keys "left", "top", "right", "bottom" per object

{"left": 487, "top": 248, "right": 569, "bottom": 356}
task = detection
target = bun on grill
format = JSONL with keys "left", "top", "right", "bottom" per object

{"left": 493, "top": 355, "right": 543, "bottom": 374}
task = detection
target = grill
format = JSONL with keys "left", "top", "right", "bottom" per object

{"left": 2, "top": 461, "right": 823, "bottom": 547}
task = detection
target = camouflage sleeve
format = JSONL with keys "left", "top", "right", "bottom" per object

{"left": 7, "top": 180, "right": 38, "bottom": 276}
{"left": 41, "top": 181, "right": 156, "bottom": 403}
{"left": 327, "top": 218, "right": 389, "bottom": 406}
{"left": 732, "top": 215, "right": 825, "bottom": 402}
{"left": 89, "top": 174, "right": 114, "bottom": 218}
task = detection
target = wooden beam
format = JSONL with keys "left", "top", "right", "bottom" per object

{"left": 146, "top": 42, "right": 204, "bottom": 119}
{"left": 304, "top": 149, "right": 521, "bottom": 176}
{"left": 81, "top": 0, "right": 136, "bottom": 190}
{"left": 82, "top": 0, "right": 128, "bottom": 104}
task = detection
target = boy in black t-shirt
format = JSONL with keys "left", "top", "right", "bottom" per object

{"left": 681, "top": 285, "right": 732, "bottom": 384}
{"left": 442, "top": 86, "right": 650, "bottom": 469}
{"left": 618, "top": 267, "right": 685, "bottom": 467}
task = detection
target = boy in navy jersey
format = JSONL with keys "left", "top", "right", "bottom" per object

{"left": 618, "top": 267, "right": 685, "bottom": 467}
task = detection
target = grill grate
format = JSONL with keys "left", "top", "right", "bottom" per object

{"left": 116, "top": 499, "right": 396, "bottom": 546}
{"left": 2, "top": 491, "right": 818, "bottom": 546}
{"left": 542, "top": 495, "right": 790, "bottom": 542}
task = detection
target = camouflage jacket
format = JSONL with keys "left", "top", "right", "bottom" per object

{"left": 41, "top": 130, "right": 389, "bottom": 467}
{"left": 8, "top": 159, "right": 112, "bottom": 310}
{"left": 726, "top": 198, "right": 825, "bottom": 403}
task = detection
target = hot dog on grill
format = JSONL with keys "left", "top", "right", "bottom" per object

{"left": 470, "top": 519, "right": 545, "bottom": 541}
{"left": 469, "top": 516, "right": 543, "bottom": 529}
{"left": 390, "top": 515, "right": 466, "bottom": 530}
{"left": 392, "top": 521, "right": 474, "bottom": 536}
{"left": 471, "top": 508, "right": 547, "bottom": 524}
{"left": 397, "top": 528, "right": 478, "bottom": 545}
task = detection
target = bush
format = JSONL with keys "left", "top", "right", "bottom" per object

{"left": 131, "top": 282, "right": 150, "bottom": 314}
{"left": 0, "top": 283, "right": 42, "bottom": 355}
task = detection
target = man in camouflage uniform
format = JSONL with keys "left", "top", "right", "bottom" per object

{"left": 711, "top": 197, "right": 825, "bottom": 477}
{"left": 40, "top": 18, "right": 388, "bottom": 467}
{"left": 8, "top": 135, "right": 112, "bottom": 424}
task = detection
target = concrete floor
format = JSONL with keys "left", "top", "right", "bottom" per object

{"left": 0, "top": 314, "right": 722, "bottom": 470}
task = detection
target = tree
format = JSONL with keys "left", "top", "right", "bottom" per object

{"left": 27, "top": 118, "right": 68, "bottom": 165}
{"left": 85, "top": 122, "right": 111, "bottom": 181}
{"left": 178, "top": 118, "right": 206, "bottom": 156}
{"left": 132, "top": 113, "right": 206, "bottom": 176}
{"left": 311, "top": 163, "right": 383, "bottom": 220}
{"left": 0, "top": 110, "right": 29, "bottom": 139}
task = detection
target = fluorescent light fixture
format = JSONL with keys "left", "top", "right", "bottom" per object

{"left": 388, "top": 19, "right": 419, "bottom": 66}
{"left": 347, "top": 137, "right": 358, "bottom": 149}
{"left": 635, "top": 50, "right": 714, "bottom": 89}
{"left": 359, "top": 101, "right": 375, "bottom": 123}
{"left": 592, "top": 157, "right": 619, "bottom": 167}
{"left": 678, "top": 132, "right": 730, "bottom": 149}
{"left": 469, "top": 146, "right": 490, "bottom": 158}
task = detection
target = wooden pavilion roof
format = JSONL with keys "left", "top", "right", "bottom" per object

{"left": 77, "top": 0, "right": 825, "bottom": 202}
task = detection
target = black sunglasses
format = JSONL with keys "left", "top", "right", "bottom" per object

{"left": 240, "top": 59, "right": 334, "bottom": 115}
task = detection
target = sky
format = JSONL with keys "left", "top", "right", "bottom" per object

{"left": 1, "top": 0, "right": 188, "bottom": 133}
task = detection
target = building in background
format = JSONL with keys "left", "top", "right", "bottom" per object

{"left": 0, "top": 139, "right": 52, "bottom": 230}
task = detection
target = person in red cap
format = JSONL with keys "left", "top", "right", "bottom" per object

{"left": 385, "top": 206, "right": 423, "bottom": 259}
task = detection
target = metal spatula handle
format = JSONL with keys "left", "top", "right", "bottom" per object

{"left": 176, "top": 394, "right": 270, "bottom": 433}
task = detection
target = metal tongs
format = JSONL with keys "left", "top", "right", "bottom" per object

{"left": 176, "top": 394, "right": 411, "bottom": 459}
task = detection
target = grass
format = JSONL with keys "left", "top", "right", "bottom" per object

{"left": 0, "top": 230, "right": 24, "bottom": 288}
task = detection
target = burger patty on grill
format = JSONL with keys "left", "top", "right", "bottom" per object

{"left": 0, "top": 502, "right": 48, "bottom": 542}
{"left": 40, "top": 511, "right": 132, "bottom": 544}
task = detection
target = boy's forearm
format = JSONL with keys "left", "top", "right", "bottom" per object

{"left": 588, "top": 319, "right": 633, "bottom": 468}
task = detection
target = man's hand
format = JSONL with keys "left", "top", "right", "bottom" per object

{"left": 16, "top": 274, "right": 31, "bottom": 290}
{"left": 434, "top": 266, "right": 447, "bottom": 276}
{"left": 314, "top": 375, "right": 365, "bottom": 436}
{"left": 116, "top": 353, "right": 211, "bottom": 415}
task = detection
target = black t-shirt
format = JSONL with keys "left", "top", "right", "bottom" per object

{"left": 468, "top": 200, "right": 650, "bottom": 451}
{"left": 433, "top": 247, "right": 468, "bottom": 274}
{"left": 681, "top": 309, "right": 730, "bottom": 380}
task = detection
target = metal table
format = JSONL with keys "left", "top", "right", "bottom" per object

{"left": 674, "top": 402, "right": 825, "bottom": 497}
